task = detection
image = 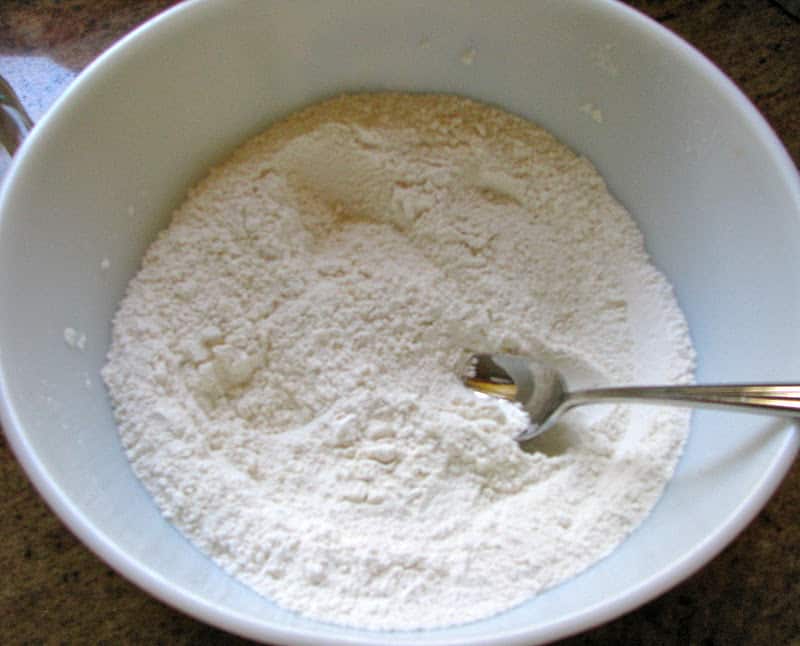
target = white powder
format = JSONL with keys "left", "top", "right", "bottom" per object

{"left": 102, "top": 93, "right": 694, "bottom": 630}
{"left": 580, "top": 102, "right": 605, "bottom": 124}
{"left": 461, "top": 47, "right": 478, "bottom": 65}
{"left": 64, "top": 327, "right": 86, "bottom": 350}
{"left": 590, "top": 43, "right": 620, "bottom": 78}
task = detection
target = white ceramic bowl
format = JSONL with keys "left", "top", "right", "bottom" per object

{"left": 1, "top": 1, "right": 798, "bottom": 644}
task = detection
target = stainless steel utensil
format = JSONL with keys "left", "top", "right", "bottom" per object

{"left": 461, "top": 352, "right": 800, "bottom": 441}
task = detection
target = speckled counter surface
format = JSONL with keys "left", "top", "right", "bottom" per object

{"left": 1, "top": 1, "right": 798, "bottom": 644}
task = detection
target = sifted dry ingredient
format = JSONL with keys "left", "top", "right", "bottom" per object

{"left": 102, "top": 93, "right": 694, "bottom": 630}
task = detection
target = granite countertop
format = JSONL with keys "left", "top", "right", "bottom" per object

{"left": 0, "top": 1, "right": 798, "bottom": 644}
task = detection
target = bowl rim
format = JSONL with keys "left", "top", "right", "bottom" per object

{"left": 1, "top": 0, "right": 798, "bottom": 644}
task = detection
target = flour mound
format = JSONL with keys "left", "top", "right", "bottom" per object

{"left": 103, "top": 93, "right": 694, "bottom": 630}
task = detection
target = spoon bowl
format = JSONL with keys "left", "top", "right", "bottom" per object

{"left": 461, "top": 353, "right": 568, "bottom": 439}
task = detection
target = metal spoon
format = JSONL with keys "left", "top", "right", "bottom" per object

{"left": 460, "top": 352, "right": 800, "bottom": 442}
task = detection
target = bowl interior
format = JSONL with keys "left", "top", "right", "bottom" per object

{"left": 1, "top": 1, "right": 798, "bottom": 644}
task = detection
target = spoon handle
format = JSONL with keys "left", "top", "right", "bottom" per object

{"left": 566, "top": 384, "right": 800, "bottom": 417}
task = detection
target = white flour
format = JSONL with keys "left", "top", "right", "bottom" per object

{"left": 102, "top": 93, "right": 694, "bottom": 630}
